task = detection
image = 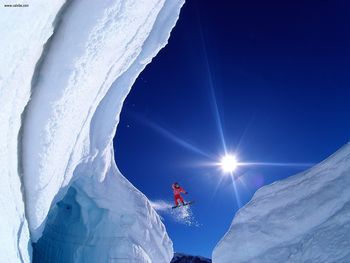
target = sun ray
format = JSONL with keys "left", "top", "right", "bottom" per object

{"left": 209, "top": 171, "right": 226, "bottom": 203}
{"left": 239, "top": 162, "right": 314, "bottom": 167}
{"left": 236, "top": 114, "right": 256, "bottom": 153}
{"left": 234, "top": 171, "right": 251, "bottom": 194}
{"left": 229, "top": 172, "right": 242, "bottom": 208}
{"left": 196, "top": 9, "right": 227, "bottom": 155}
{"left": 132, "top": 114, "right": 214, "bottom": 159}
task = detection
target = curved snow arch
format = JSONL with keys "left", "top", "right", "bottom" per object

{"left": 33, "top": 174, "right": 166, "bottom": 263}
{"left": 22, "top": 0, "right": 185, "bottom": 262}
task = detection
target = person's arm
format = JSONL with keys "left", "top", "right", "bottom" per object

{"left": 180, "top": 187, "right": 188, "bottom": 194}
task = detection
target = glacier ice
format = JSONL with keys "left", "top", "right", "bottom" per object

{"left": 0, "top": 0, "right": 184, "bottom": 262}
{"left": 213, "top": 143, "right": 350, "bottom": 263}
{"left": 33, "top": 162, "right": 171, "bottom": 262}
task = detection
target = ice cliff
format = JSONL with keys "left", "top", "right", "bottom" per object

{"left": 0, "top": 0, "right": 184, "bottom": 262}
{"left": 213, "top": 143, "right": 350, "bottom": 263}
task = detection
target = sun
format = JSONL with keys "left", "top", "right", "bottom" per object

{"left": 220, "top": 154, "right": 239, "bottom": 173}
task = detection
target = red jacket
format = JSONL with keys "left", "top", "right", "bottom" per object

{"left": 172, "top": 184, "right": 186, "bottom": 195}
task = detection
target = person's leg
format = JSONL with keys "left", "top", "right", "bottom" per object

{"left": 174, "top": 195, "right": 179, "bottom": 206}
{"left": 179, "top": 195, "right": 185, "bottom": 205}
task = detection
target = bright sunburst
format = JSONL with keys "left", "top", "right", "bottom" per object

{"left": 220, "top": 154, "right": 238, "bottom": 173}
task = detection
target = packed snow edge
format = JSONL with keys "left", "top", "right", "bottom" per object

{"left": 213, "top": 142, "right": 350, "bottom": 262}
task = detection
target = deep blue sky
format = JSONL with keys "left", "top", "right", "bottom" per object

{"left": 114, "top": 0, "right": 350, "bottom": 258}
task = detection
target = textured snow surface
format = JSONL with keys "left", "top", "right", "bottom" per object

{"left": 34, "top": 160, "right": 172, "bottom": 263}
{"left": 0, "top": 0, "right": 184, "bottom": 262}
{"left": 0, "top": 1, "right": 65, "bottom": 262}
{"left": 213, "top": 143, "right": 350, "bottom": 263}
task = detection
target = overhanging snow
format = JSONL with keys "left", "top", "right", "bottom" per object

{"left": 0, "top": 0, "right": 185, "bottom": 262}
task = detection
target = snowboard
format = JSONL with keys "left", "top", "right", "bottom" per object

{"left": 172, "top": 200, "right": 194, "bottom": 209}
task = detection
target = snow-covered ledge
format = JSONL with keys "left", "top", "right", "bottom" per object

{"left": 0, "top": 0, "right": 185, "bottom": 262}
{"left": 213, "top": 143, "right": 350, "bottom": 262}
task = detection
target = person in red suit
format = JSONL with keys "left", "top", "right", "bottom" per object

{"left": 172, "top": 182, "right": 188, "bottom": 206}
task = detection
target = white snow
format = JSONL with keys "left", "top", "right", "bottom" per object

{"left": 151, "top": 200, "right": 200, "bottom": 227}
{"left": 0, "top": 0, "right": 184, "bottom": 262}
{"left": 34, "top": 159, "right": 172, "bottom": 262}
{"left": 213, "top": 143, "right": 350, "bottom": 263}
{"left": 0, "top": 1, "right": 65, "bottom": 262}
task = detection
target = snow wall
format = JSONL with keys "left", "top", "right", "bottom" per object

{"left": 0, "top": 0, "right": 185, "bottom": 262}
{"left": 213, "top": 143, "right": 350, "bottom": 263}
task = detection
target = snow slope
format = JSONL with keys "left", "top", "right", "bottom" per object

{"left": 213, "top": 143, "right": 350, "bottom": 263}
{"left": 0, "top": 0, "right": 184, "bottom": 262}
{"left": 0, "top": 1, "right": 66, "bottom": 262}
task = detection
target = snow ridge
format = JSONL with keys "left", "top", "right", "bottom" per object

{"left": 0, "top": 1, "right": 66, "bottom": 262}
{"left": 17, "top": 0, "right": 73, "bottom": 240}
{"left": 1, "top": 0, "right": 185, "bottom": 262}
{"left": 213, "top": 143, "right": 350, "bottom": 263}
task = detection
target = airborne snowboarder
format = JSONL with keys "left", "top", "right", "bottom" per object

{"left": 172, "top": 182, "right": 192, "bottom": 209}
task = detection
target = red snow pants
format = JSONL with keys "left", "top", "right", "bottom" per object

{"left": 174, "top": 194, "right": 184, "bottom": 206}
